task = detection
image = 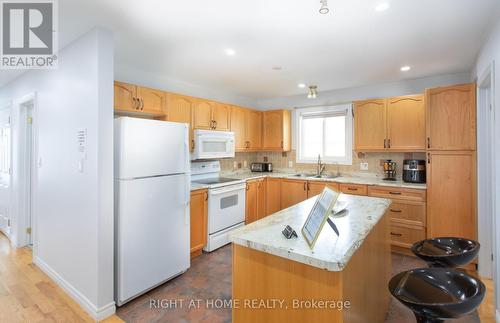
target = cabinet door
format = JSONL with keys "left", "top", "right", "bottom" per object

{"left": 262, "top": 110, "right": 283, "bottom": 150}
{"left": 136, "top": 86, "right": 165, "bottom": 115}
{"left": 307, "top": 181, "right": 340, "bottom": 198}
{"left": 280, "top": 179, "right": 308, "bottom": 209}
{"left": 190, "top": 189, "right": 208, "bottom": 255}
{"left": 340, "top": 183, "right": 367, "bottom": 196}
{"left": 193, "top": 100, "right": 214, "bottom": 130}
{"left": 426, "top": 84, "right": 476, "bottom": 150}
{"left": 114, "top": 81, "right": 137, "bottom": 112}
{"left": 354, "top": 99, "right": 387, "bottom": 151}
{"left": 257, "top": 179, "right": 266, "bottom": 220}
{"left": 427, "top": 151, "right": 476, "bottom": 240}
{"left": 166, "top": 93, "right": 194, "bottom": 150}
{"left": 387, "top": 95, "right": 425, "bottom": 151}
{"left": 213, "top": 102, "right": 231, "bottom": 131}
{"left": 231, "top": 106, "right": 247, "bottom": 151}
{"left": 245, "top": 181, "right": 259, "bottom": 224}
{"left": 266, "top": 178, "right": 281, "bottom": 215}
{"left": 246, "top": 110, "right": 262, "bottom": 150}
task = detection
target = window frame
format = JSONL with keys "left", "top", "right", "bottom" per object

{"left": 296, "top": 103, "right": 353, "bottom": 165}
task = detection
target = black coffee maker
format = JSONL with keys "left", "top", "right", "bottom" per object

{"left": 403, "top": 159, "right": 426, "bottom": 183}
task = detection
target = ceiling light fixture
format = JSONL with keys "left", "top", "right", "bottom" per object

{"left": 307, "top": 86, "right": 318, "bottom": 99}
{"left": 375, "top": 2, "right": 390, "bottom": 12}
{"left": 400, "top": 65, "right": 411, "bottom": 72}
{"left": 319, "top": 0, "right": 329, "bottom": 14}
{"left": 272, "top": 66, "right": 282, "bottom": 71}
{"left": 298, "top": 83, "right": 306, "bottom": 88}
{"left": 224, "top": 48, "right": 236, "bottom": 56}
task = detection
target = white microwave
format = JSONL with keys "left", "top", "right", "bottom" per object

{"left": 192, "top": 129, "right": 235, "bottom": 160}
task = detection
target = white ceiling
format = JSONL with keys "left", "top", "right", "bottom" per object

{"left": 1, "top": 0, "right": 499, "bottom": 99}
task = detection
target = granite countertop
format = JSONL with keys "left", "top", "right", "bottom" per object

{"left": 190, "top": 182, "right": 209, "bottom": 191}
{"left": 222, "top": 171, "right": 427, "bottom": 190}
{"left": 230, "top": 194, "right": 391, "bottom": 271}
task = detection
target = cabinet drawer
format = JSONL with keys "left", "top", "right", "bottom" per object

{"left": 368, "top": 186, "right": 426, "bottom": 202}
{"left": 390, "top": 224, "right": 425, "bottom": 249}
{"left": 389, "top": 202, "right": 426, "bottom": 226}
{"left": 340, "top": 183, "right": 367, "bottom": 196}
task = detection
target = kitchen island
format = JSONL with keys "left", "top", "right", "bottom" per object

{"left": 230, "top": 193, "right": 392, "bottom": 323}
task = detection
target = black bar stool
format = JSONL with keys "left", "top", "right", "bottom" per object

{"left": 388, "top": 268, "right": 485, "bottom": 323}
{"left": 411, "top": 237, "right": 480, "bottom": 268}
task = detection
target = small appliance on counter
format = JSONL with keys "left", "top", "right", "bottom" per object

{"left": 382, "top": 160, "right": 397, "bottom": 181}
{"left": 403, "top": 159, "right": 426, "bottom": 183}
{"left": 251, "top": 162, "right": 273, "bottom": 172}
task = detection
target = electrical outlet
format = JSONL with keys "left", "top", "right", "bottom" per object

{"left": 288, "top": 161, "right": 293, "bottom": 168}
{"left": 243, "top": 161, "right": 247, "bottom": 168}
{"left": 233, "top": 161, "right": 238, "bottom": 169}
{"left": 360, "top": 162, "right": 369, "bottom": 171}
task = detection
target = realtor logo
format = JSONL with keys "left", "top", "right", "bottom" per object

{"left": 1, "top": 0, "right": 58, "bottom": 69}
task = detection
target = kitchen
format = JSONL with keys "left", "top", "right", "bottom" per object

{"left": 0, "top": 1, "right": 499, "bottom": 323}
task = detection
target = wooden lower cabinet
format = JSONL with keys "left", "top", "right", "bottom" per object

{"left": 190, "top": 189, "right": 208, "bottom": 258}
{"left": 280, "top": 179, "right": 308, "bottom": 209}
{"left": 265, "top": 178, "right": 281, "bottom": 215}
{"left": 389, "top": 223, "right": 426, "bottom": 249}
{"left": 340, "top": 183, "right": 367, "bottom": 196}
{"left": 307, "top": 181, "right": 340, "bottom": 197}
{"left": 245, "top": 178, "right": 266, "bottom": 224}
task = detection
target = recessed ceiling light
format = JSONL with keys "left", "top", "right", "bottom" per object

{"left": 272, "top": 66, "right": 282, "bottom": 71}
{"left": 298, "top": 83, "right": 306, "bottom": 88}
{"left": 400, "top": 65, "right": 411, "bottom": 72}
{"left": 375, "top": 2, "right": 390, "bottom": 12}
{"left": 224, "top": 48, "right": 236, "bottom": 56}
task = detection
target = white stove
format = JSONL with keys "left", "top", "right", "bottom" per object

{"left": 191, "top": 161, "right": 246, "bottom": 252}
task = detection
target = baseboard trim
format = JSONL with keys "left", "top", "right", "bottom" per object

{"left": 33, "top": 256, "right": 116, "bottom": 321}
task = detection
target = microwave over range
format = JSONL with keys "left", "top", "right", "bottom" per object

{"left": 192, "top": 129, "right": 236, "bottom": 160}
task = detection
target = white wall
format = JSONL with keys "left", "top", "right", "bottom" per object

{"left": 0, "top": 107, "right": 12, "bottom": 238}
{"left": 257, "top": 72, "right": 471, "bottom": 109}
{"left": 474, "top": 17, "right": 500, "bottom": 320}
{"left": 0, "top": 28, "right": 115, "bottom": 320}
{"left": 115, "top": 64, "right": 259, "bottom": 108}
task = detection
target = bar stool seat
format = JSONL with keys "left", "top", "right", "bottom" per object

{"left": 388, "top": 268, "right": 485, "bottom": 323}
{"left": 411, "top": 237, "right": 480, "bottom": 268}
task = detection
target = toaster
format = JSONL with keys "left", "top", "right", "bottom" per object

{"left": 251, "top": 163, "right": 273, "bottom": 172}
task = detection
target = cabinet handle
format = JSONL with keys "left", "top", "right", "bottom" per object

{"left": 427, "top": 153, "right": 431, "bottom": 164}
{"left": 140, "top": 98, "right": 144, "bottom": 110}
{"left": 281, "top": 141, "right": 284, "bottom": 148}
{"left": 214, "top": 120, "right": 217, "bottom": 129}
{"left": 390, "top": 209, "right": 402, "bottom": 213}
{"left": 388, "top": 139, "right": 391, "bottom": 148}
{"left": 303, "top": 182, "right": 307, "bottom": 191}
{"left": 389, "top": 192, "right": 402, "bottom": 195}
{"left": 246, "top": 183, "right": 250, "bottom": 191}
{"left": 427, "top": 137, "right": 430, "bottom": 149}
{"left": 307, "top": 182, "right": 310, "bottom": 191}
{"left": 347, "top": 187, "right": 358, "bottom": 191}
{"left": 205, "top": 192, "right": 208, "bottom": 201}
{"left": 390, "top": 232, "right": 402, "bottom": 237}
{"left": 132, "top": 98, "right": 138, "bottom": 109}
{"left": 384, "top": 139, "right": 387, "bottom": 149}
{"left": 191, "top": 139, "right": 195, "bottom": 150}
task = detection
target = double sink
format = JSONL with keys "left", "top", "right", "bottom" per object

{"left": 290, "top": 173, "right": 340, "bottom": 179}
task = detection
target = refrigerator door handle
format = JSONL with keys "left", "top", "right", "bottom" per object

{"left": 185, "top": 176, "right": 190, "bottom": 225}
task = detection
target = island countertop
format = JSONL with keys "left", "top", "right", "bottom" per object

{"left": 230, "top": 193, "right": 391, "bottom": 272}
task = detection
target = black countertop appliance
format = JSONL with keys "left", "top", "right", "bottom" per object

{"left": 403, "top": 159, "right": 426, "bottom": 183}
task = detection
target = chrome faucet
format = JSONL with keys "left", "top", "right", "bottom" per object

{"left": 317, "top": 154, "right": 326, "bottom": 177}
{"left": 334, "top": 162, "right": 341, "bottom": 177}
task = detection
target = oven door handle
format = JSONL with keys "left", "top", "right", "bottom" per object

{"left": 209, "top": 183, "right": 247, "bottom": 196}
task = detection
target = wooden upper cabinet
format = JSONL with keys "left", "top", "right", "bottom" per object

{"left": 427, "top": 151, "right": 476, "bottom": 240}
{"left": 387, "top": 95, "right": 425, "bottom": 151}
{"left": 426, "top": 83, "right": 476, "bottom": 151}
{"left": 166, "top": 93, "right": 192, "bottom": 125}
{"left": 354, "top": 99, "right": 387, "bottom": 151}
{"left": 213, "top": 102, "right": 231, "bottom": 131}
{"left": 137, "top": 86, "right": 165, "bottom": 115}
{"left": 190, "top": 189, "right": 208, "bottom": 256}
{"left": 246, "top": 110, "right": 262, "bottom": 150}
{"left": 280, "top": 179, "right": 308, "bottom": 209}
{"left": 231, "top": 106, "right": 247, "bottom": 151}
{"left": 262, "top": 110, "right": 291, "bottom": 151}
{"left": 193, "top": 99, "right": 214, "bottom": 130}
{"left": 114, "top": 81, "right": 137, "bottom": 112}
{"left": 266, "top": 178, "right": 281, "bottom": 216}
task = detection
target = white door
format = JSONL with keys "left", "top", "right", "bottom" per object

{"left": 115, "top": 173, "right": 190, "bottom": 305}
{"left": 114, "top": 117, "right": 189, "bottom": 179}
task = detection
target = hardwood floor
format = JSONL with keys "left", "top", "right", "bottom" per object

{"left": 0, "top": 231, "right": 495, "bottom": 322}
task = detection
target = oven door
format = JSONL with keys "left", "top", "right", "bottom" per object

{"left": 208, "top": 183, "right": 246, "bottom": 234}
{"left": 193, "top": 130, "right": 235, "bottom": 160}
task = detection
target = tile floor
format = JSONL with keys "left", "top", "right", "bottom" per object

{"left": 117, "top": 245, "right": 482, "bottom": 323}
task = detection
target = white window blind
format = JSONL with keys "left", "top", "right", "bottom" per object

{"left": 296, "top": 104, "right": 353, "bottom": 165}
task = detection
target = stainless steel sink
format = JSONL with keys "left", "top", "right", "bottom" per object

{"left": 312, "top": 174, "right": 340, "bottom": 179}
{"left": 291, "top": 173, "right": 315, "bottom": 178}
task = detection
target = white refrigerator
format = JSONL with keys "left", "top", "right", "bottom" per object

{"left": 114, "top": 117, "right": 190, "bottom": 306}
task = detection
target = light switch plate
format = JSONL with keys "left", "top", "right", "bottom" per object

{"left": 243, "top": 161, "right": 247, "bottom": 168}
{"left": 233, "top": 161, "right": 238, "bottom": 169}
{"left": 360, "top": 162, "right": 369, "bottom": 170}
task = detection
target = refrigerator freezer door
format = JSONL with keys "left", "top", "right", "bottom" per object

{"left": 115, "top": 117, "right": 189, "bottom": 179}
{"left": 115, "top": 174, "right": 190, "bottom": 305}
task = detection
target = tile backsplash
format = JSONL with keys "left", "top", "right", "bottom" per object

{"left": 220, "top": 150, "right": 425, "bottom": 178}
